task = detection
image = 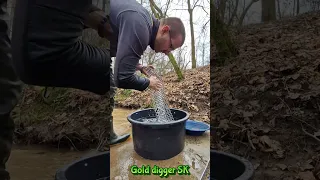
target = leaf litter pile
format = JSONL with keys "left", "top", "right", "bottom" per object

{"left": 116, "top": 65, "right": 210, "bottom": 123}
{"left": 13, "top": 86, "right": 112, "bottom": 151}
{"left": 211, "top": 11, "right": 320, "bottom": 180}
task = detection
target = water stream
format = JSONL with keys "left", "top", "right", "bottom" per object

{"left": 6, "top": 108, "right": 135, "bottom": 180}
{"left": 7, "top": 145, "right": 89, "bottom": 180}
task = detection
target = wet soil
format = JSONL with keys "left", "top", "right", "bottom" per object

{"left": 211, "top": 11, "right": 320, "bottom": 180}
{"left": 110, "top": 109, "right": 210, "bottom": 180}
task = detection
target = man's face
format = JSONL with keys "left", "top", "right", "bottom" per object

{"left": 154, "top": 25, "right": 183, "bottom": 55}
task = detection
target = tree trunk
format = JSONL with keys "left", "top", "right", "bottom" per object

{"left": 202, "top": 41, "right": 205, "bottom": 66}
{"left": 149, "top": 0, "right": 184, "bottom": 80}
{"left": 212, "top": 1, "right": 238, "bottom": 66}
{"left": 228, "top": 0, "right": 239, "bottom": 26}
{"left": 168, "top": 53, "right": 184, "bottom": 80}
{"left": 218, "top": 0, "right": 227, "bottom": 22}
{"left": 293, "top": 0, "right": 296, "bottom": 15}
{"left": 187, "top": 0, "right": 196, "bottom": 68}
{"left": 261, "top": 0, "right": 276, "bottom": 22}
{"left": 297, "top": 0, "right": 300, "bottom": 15}
{"left": 238, "top": 0, "right": 258, "bottom": 26}
{"left": 277, "top": 0, "right": 281, "bottom": 19}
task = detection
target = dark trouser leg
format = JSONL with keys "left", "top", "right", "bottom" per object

{"left": 0, "top": 1, "right": 23, "bottom": 179}
{"left": 12, "top": 0, "right": 110, "bottom": 95}
{"left": 108, "top": 69, "right": 130, "bottom": 145}
{"left": 17, "top": 40, "right": 111, "bottom": 95}
{"left": 0, "top": 114, "right": 15, "bottom": 180}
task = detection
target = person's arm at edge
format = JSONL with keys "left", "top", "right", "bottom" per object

{"left": 113, "top": 11, "right": 150, "bottom": 91}
{"left": 83, "top": 5, "right": 105, "bottom": 30}
{"left": 82, "top": 6, "right": 150, "bottom": 90}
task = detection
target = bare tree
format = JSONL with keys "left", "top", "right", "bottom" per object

{"left": 217, "top": 0, "right": 227, "bottom": 23}
{"left": 261, "top": 0, "right": 276, "bottom": 22}
{"left": 212, "top": 0, "right": 238, "bottom": 66}
{"left": 277, "top": 0, "right": 281, "bottom": 19}
{"left": 196, "top": 21, "right": 209, "bottom": 66}
{"left": 187, "top": 0, "right": 199, "bottom": 68}
{"left": 227, "top": 0, "right": 240, "bottom": 26}
{"left": 148, "top": 0, "right": 184, "bottom": 80}
{"left": 296, "top": 0, "right": 300, "bottom": 15}
{"left": 238, "top": 0, "right": 260, "bottom": 26}
{"left": 175, "top": 46, "right": 190, "bottom": 70}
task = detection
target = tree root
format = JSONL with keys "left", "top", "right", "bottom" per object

{"left": 302, "top": 127, "right": 320, "bottom": 144}
{"left": 247, "top": 130, "right": 256, "bottom": 151}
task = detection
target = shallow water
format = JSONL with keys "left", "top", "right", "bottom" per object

{"left": 7, "top": 145, "right": 89, "bottom": 180}
{"left": 6, "top": 108, "right": 134, "bottom": 180}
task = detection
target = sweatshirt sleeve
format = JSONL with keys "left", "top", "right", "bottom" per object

{"left": 113, "top": 11, "right": 150, "bottom": 91}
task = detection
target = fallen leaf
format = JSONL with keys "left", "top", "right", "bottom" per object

{"left": 289, "top": 83, "right": 302, "bottom": 90}
{"left": 218, "top": 119, "right": 229, "bottom": 131}
{"left": 254, "top": 163, "right": 260, "bottom": 170}
{"left": 298, "top": 171, "right": 316, "bottom": 180}
{"left": 300, "top": 162, "right": 314, "bottom": 171}
{"left": 259, "top": 135, "right": 284, "bottom": 158}
{"left": 287, "top": 92, "right": 300, "bottom": 99}
{"left": 314, "top": 130, "right": 320, "bottom": 137}
{"left": 189, "top": 104, "right": 199, "bottom": 112}
{"left": 276, "top": 163, "right": 288, "bottom": 170}
{"left": 243, "top": 111, "right": 255, "bottom": 117}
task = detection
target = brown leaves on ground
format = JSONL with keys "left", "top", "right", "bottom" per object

{"left": 211, "top": 11, "right": 320, "bottom": 180}
{"left": 116, "top": 65, "right": 210, "bottom": 123}
{"left": 13, "top": 86, "right": 112, "bottom": 150}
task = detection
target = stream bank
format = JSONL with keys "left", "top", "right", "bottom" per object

{"left": 8, "top": 108, "right": 136, "bottom": 180}
{"left": 11, "top": 87, "right": 136, "bottom": 150}
{"left": 11, "top": 65, "right": 209, "bottom": 149}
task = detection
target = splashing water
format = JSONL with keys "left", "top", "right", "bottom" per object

{"left": 144, "top": 67, "right": 175, "bottom": 123}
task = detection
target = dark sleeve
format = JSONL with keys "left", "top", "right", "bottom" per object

{"left": 113, "top": 11, "right": 150, "bottom": 91}
{"left": 0, "top": 1, "right": 22, "bottom": 115}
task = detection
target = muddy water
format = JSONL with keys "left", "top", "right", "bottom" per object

{"left": 7, "top": 145, "right": 89, "bottom": 180}
{"left": 6, "top": 108, "right": 135, "bottom": 180}
{"left": 110, "top": 109, "right": 210, "bottom": 180}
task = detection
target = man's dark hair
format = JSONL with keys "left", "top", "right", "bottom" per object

{"left": 160, "top": 17, "right": 186, "bottom": 46}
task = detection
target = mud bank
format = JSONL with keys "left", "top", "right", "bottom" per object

{"left": 11, "top": 65, "right": 210, "bottom": 149}
{"left": 12, "top": 86, "right": 125, "bottom": 150}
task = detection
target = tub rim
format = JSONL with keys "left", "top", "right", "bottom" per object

{"left": 210, "top": 149, "right": 254, "bottom": 180}
{"left": 55, "top": 151, "right": 110, "bottom": 180}
{"left": 127, "top": 108, "right": 190, "bottom": 126}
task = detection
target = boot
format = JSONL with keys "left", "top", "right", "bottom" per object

{"left": 109, "top": 117, "right": 130, "bottom": 145}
